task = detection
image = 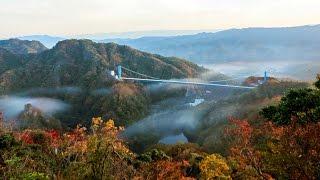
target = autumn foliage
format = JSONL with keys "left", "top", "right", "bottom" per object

{"left": 0, "top": 118, "right": 198, "bottom": 179}
{"left": 1, "top": 76, "right": 320, "bottom": 179}
{"left": 224, "top": 117, "right": 320, "bottom": 179}
{"left": 199, "top": 154, "right": 231, "bottom": 179}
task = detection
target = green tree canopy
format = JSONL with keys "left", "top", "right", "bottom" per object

{"left": 261, "top": 75, "right": 320, "bottom": 125}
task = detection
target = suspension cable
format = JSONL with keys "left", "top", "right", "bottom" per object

{"left": 121, "top": 66, "right": 160, "bottom": 80}
{"left": 122, "top": 77, "right": 255, "bottom": 89}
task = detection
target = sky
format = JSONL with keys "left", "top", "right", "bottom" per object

{"left": 1, "top": 0, "right": 320, "bottom": 38}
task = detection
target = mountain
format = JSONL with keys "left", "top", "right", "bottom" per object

{"left": 0, "top": 39, "right": 48, "bottom": 55}
{"left": 0, "top": 39, "right": 205, "bottom": 127}
{"left": 102, "top": 25, "right": 320, "bottom": 64}
{"left": 0, "top": 39, "right": 204, "bottom": 92}
{"left": 18, "top": 35, "right": 65, "bottom": 48}
{"left": 73, "top": 29, "right": 221, "bottom": 40}
{"left": 15, "top": 30, "right": 221, "bottom": 48}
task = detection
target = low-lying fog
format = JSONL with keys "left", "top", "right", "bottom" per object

{"left": 203, "top": 60, "right": 320, "bottom": 81}
{"left": 0, "top": 96, "right": 70, "bottom": 120}
{"left": 124, "top": 59, "right": 318, "bottom": 146}
{"left": 1, "top": 59, "right": 316, "bottom": 146}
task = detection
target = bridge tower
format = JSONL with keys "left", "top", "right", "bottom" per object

{"left": 117, "top": 65, "right": 122, "bottom": 79}
{"left": 264, "top": 71, "right": 268, "bottom": 83}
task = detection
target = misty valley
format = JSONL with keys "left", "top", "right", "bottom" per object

{"left": 1, "top": 25, "right": 320, "bottom": 179}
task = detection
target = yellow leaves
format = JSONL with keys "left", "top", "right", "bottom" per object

{"left": 92, "top": 117, "right": 103, "bottom": 133}
{"left": 92, "top": 117, "right": 123, "bottom": 130}
{"left": 104, "top": 119, "right": 115, "bottom": 130}
{"left": 199, "top": 154, "right": 231, "bottom": 180}
{"left": 90, "top": 117, "right": 130, "bottom": 153}
{"left": 92, "top": 117, "right": 103, "bottom": 126}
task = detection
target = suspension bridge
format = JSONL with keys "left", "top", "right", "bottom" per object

{"left": 110, "top": 65, "right": 269, "bottom": 89}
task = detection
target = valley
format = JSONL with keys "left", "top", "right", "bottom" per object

{"left": 1, "top": 0, "right": 320, "bottom": 178}
{"left": 0, "top": 30, "right": 319, "bottom": 179}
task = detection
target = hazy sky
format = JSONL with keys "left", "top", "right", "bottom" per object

{"left": 1, "top": 0, "right": 319, "bottom": 38}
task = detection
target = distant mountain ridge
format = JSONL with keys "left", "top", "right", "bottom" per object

{"left": 8, "top": 25, "right": 320, "bottom": 64}
{"left": 18, "top": 35, "right": 65, "bottom": 48}
{"left": 73, "top": 29, "right": 221, "bottom": 40}
{"left": 0, "top": 39, "right": 47, "bottom": 55}
{"left": 15, "top": 30, "right": 221, "bottom": 48}
{"left": 102, "top": 25, "right": 320, "bottom": 64}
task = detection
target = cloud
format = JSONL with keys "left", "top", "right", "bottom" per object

{"left": 1, "top": 0, "right": 320, "bottom": 38}
{"left": 0, "top": 96, "right": 70, "bottom": 120}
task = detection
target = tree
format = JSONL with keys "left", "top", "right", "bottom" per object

{"left": 315, "top": 74, "right": 320, "bottom": 89}
{"left": 199, "top": 154, "right": 231, "bottom": 179}
{"left": 224, "top": 118, "right": 270, "bottom": 179}
{"left": 224, "top": 117, "right": 320, "bottom": 179}
{"left": 261, "top": 76, "right": 320, "bottom": 125}
{"left": 259, "top": 120, "right": 320, "bottom": 179}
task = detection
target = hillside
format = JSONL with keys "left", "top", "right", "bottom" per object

{"left": 0, "top": 48, "right": 23, "bottom": 74}
{"left": 0, "top": 39, "right": 205, "bottom": 127}
{"left": 103, "top": 25, "right": 320, "bottom": 64}
{"left": 0, "top": 39, "right": 47, "bottom": 55}
{"left": 0, "top": 39, "right": 204, "bottom": 93}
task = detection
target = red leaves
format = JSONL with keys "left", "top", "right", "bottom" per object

{"left": 225, "top": 117, "right": 253, "bottom": 146}
{"left": 18, "top": 129, "right": 60, "bottom": 147}
{"left": 45, "top": 130, "right": 60, "bottom": 147}
{"left": 19, "top": 130, "right": 33, "bottom": 144}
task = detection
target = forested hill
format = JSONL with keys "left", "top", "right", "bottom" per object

{"left": 0, "top": 48, "right": 23, "bottom": 74}
{"left": 0, "top": 38, "right": 48, "bottom": 55}
{"left": 103, "top": 25, "right": 320, "bottom": 63}
{"left": 0, "top": 39, "right": 205, "bottom": 127}
{"left": 0, "top": 39, "right": 205, "bottom": 94}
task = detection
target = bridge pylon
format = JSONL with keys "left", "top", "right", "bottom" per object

{"left": 117, "top": 65, "right": 122, "bottom": 79}
{"left": 264, "top": 71, "right": 268, "bottom": 83}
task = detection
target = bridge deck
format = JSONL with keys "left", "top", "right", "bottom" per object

{"left": 122, "top": 77, "right": 256, "bottom": 89}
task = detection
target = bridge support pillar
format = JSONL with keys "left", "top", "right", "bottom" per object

{"left": 264, "top": 71, "right": 268, "bottom": 83}
{"left": 117, "top": 65, "right": 122, "bottom": 79}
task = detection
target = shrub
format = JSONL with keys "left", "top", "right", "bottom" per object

{"left": 0, "top": 133, "right": 17, "bottom": 149}
{"left": 199, "top": 154, "right": 231, "bottom": 179}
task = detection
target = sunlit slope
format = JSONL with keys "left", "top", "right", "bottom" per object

{"left": 0, "top": 39, "right": 47, "bottom": 55}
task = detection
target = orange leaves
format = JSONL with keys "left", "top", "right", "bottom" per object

{"left": 61, "top": 124, "right": 88, "bottom": 154}
{"left": 224, "top": 118, "right": 269, "bottom": 179}
{"left": 225, "top": 117, "right": 253, "bottom": 146}
{"left": 19, "top": 130, "right": 34, "bottom": 144}
{"left": 225, "top": 116, "right": 320, "bottom": 179}
{"left": 138, "top": 160, "right": 194, "bottom": 180}
{"left": 92, "top": 117, "right": 103, "bottom": 126}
